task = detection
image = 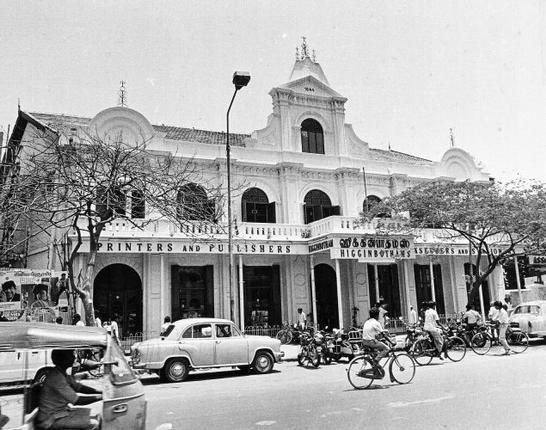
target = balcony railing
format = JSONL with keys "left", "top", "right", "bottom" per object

{"left": 80, "top": 216, "right": 500, "bottom": 246}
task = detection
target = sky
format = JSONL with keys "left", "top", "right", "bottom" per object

{"left": 1, "top": 0, "right": 545, "bottom": 181}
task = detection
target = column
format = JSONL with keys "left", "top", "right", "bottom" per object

{"left": 309, "top": 255, "right": 318, "bottom": 328}
{"left": 160, "top": 254, "right": 166, "bottom": 321}
{"left": 239, "top": 255, "right": 245, "bottom": 331}
{"left": 374, "top": 264, "right": 380, "bottom": 303}
{"left": 429, "top": 259, "right": 436, "bottom": 302}
{"left": 335, "top": 259, "right": 344, "bottom": 329}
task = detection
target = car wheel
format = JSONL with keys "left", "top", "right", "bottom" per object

{"left": 162, "top": 358, "right": 189, "bottom": 383}
{"left": 253, "top": 351, "right": 274, "bottom": 374}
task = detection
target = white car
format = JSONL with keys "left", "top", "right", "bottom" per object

{"left": 509, "top": 300, "right": 546, "bottom": 338}
{"left": 131, "top": 318, "right": 283, "bottom": 382}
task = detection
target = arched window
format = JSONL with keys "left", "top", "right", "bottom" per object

{"left": 95, "top": 186, "right": 126, "bottom": 218}
{"left": 303, "top": 190, "right": 340, "bottom": 224}
{"left": 242, "top": 188, "right": 276, "bottom": 223}
{"left": 301, "top": 119, "right": 324, "bottom": 154}
{"left": 362, "top": 195, "right": 387, "bottom": 217}
{"left": 177, "top": 183, "right": 215, "bottom": 222}
{"left": 130, "top": 190, "right": 145, "bottom": 219}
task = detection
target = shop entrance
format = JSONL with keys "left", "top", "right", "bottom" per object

{"left": 94, "top": 264, "right": 142, "bottom": 337}
{"left": 414, "top": 264, "right": 445, "bottom": 315}
{"left": 314, "top": 264, "right": 339, "bottom": 329}
{"left": 241, "top": 265, "right": 281, "bottom": 327}
{"left": 171, "top": 265, "right": 214, "bottom": 320}
{"left": 367, "top": 264, "right": 401, "bottom": 317}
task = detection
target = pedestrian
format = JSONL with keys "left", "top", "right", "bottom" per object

{"left": 296, "top": 308, "right": 306, "bottom": 330}
{"left": 103, "top": 315, "right": 119, "bottom": 343}
{"left": 494, "top": 301, "right": 511, "bottom": 355}
{"left": 463, "top": 304, "right": 481, "bottom": 330}
{"left": 377, "top": 303, "right": 389, "bottom": 327}
{"left": 424, "top": 301, "right": 445, "bottom": 359}
{"left": 72, "top": 313, "right": 84, "bottom": 326}
{"left": 488, "top": 301, "right": 499, "bottom": 339}
{"left": 94, "top": 311, "right": 102, "bottom": 328}
{"left": 161, "top": 316, "right": 171, "bottom": 335}
{"left": 408, "top": 305, "right": 417, "bottom": 326}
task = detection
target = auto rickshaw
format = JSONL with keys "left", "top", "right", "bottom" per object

{"left": 0, "top": 322, "right": 170, "bottom": 430}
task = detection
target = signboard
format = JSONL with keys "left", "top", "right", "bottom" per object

{"left": 78, "top": 240, "right": 308, "bottom": 255}
{"left": 330, "top": 236, "right": 414, "bottom": 260}
{"left": 529, "top": 255, "right": 546, "bottom": 265}
{"left": 413, "top": 245, "right": 504, "bottom": 257}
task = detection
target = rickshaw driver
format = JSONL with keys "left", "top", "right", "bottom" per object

{"left": 37, "top": 349, "right": 102, "bottom": 430}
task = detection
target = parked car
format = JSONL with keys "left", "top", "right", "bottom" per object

{"left": 130, "top": 318, "right": 283, "bottom": 382}
{"left": 509, "top": 300, "right": 546, "bottom": 338}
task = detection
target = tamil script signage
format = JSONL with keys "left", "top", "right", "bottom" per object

{"left": 330, "top": 236, "right": 414, "bottom": 260}
{"left": 79, "top": 240, "right": 308, "bottom": 255}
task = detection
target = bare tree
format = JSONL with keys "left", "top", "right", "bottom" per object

{"left": 1, "top": 123, "right": 226, "bottom": 325}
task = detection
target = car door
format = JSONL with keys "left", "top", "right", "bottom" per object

{"left": 214, "top": 323, "right": 249, "bottom": 365}
{"left": 181, "top": 323, "right": 214, "bottom": 366}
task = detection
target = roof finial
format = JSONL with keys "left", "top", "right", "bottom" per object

{"left": 295, "top": 47, "right": 299, "bottom": 60}
{"left": 312, "top": 49, "right": 316, "bottom": 62}
{"left": 118, "top": 80, "right": 128, "bottom": 107}
{"left": 449, "top": 128, "right": 455, "bottom": 147}
{"left": 17, "top": 98, "right": 20, "bottom": 112}
{"left": 301, "top": 36, "right": 309, "bottom": 59}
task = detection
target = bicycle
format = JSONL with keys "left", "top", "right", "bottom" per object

{"left": 410, "top": 326, "right": 466, "bottom": 366}
{"left": 470, "top": 322, "right": 529, "bottom": 355}
{"left": 346, "top": 336, "right": 416, "bottom": 389}
{"left": 297, "top": 331, "right": 320, "bottom": 368}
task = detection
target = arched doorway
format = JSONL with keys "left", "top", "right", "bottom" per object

{"left": 314, "top": 264, "right": 339, "bottom": 329}
{"left": 94, "top": 264, "right": 143, "bottom": 337}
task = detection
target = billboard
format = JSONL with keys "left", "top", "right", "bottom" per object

{"left": 0, "top": 269, "right": 69, "bottom": 321}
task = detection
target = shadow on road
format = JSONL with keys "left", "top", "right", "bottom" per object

{"left": 141, "top": 368, "right": 282, "bottom": 385}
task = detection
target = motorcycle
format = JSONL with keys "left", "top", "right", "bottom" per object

{"left": 297, "top": 331, "right": 320, "bottom": 368}
{"left": 328, "top": 328, "right": 359, "bottom": 362}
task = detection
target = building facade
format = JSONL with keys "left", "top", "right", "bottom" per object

{"left": 5, "top": 44, "right": 505, "bottom": 339}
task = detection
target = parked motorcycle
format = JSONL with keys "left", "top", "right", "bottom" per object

{"left": 297, "top": 331, "right": 320, "bottom": 368}
{"left": 327, "top": 328, "right": 359, "bottom": 362}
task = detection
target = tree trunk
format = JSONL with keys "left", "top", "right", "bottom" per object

{"left": 81, "top": 250, "right": 97, "bottom": 326}
{"left": 467, "top": 279, "right": 482, "bottom": 307}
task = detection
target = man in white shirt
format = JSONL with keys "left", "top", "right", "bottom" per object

{"left": 378, "top": 303, "right": 389, "bottom": 327}
{"left": 424, "top": 301, "right": 444, "bottom": 358}
{"left": 494, "top": 301, "right": 511, "bottom": 355}
{"left": 296, "top": 308, "right": 306, "bottom": 330}
{"left": 408, "top": 306, "right": 418, "bottom": 326}
{"left": 362, "top": 307, "right": 390, "bottom": 361}
{"left": 463, "top": 304, "right": 481, "bottom": 329}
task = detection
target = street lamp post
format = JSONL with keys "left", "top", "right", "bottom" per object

{"left": 226, "top": 71, "right": 250, "bottom": 323}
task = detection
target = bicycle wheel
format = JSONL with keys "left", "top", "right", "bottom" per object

{"left": 297, "top": 346, "right": 307, "bottom": 366}
{"left": 470, "top": 332, "right": 491, "bottom": 355}
{"left": 507, "top": 331, "right": 529, "bottom": 354}
{"left": 445, "top": 336, "right": 466, "bottom": 362}
{"left": 347, "top": 355, "right": 374, "bottom": 390}
{"left": 277, "top": 330, "right": 292, "bottom": 345}
{"left": 389, "top": 352, "right": 416, "bottom": 385}
{"left": 411, "top": 339, "right": 433, "bottom": 366}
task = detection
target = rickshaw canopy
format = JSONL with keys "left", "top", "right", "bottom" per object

{"left": 0, "top": 322, "right": 108, "bottom": 351}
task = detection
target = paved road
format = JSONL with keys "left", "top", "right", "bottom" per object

{"left": 145, "top": 341, "right": 546, "bottom": 430}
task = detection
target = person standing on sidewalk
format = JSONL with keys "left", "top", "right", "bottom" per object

{"left": 296, "top": 308, "right": 307, "bottom": 330}
{"left": 494, "top": 301, "right": 511, "bottom": 355}
{"left": 408, "top": 305, "right": 418, "bottom": 326}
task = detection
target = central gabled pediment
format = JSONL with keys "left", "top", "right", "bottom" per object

{"left": 276, "top": 76, "right": 345, "bottom": 100}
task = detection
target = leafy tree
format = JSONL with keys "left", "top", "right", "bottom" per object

{"left": 361, "top": 180, "right": 546, "bottom": 305}
{"left": 1, "top": 121, "right": 225, "bottom": 325}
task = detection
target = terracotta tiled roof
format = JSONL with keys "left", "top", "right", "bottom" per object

{"left": 28, "top": 112, "right": 249, "bottom": 147}
{"left": 153, "top": 125, "right": 248, "bottom": 147}
{"left": 369, "top": 148, "right": 432, "bottom": 164}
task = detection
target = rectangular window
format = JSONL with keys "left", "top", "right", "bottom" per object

{"left": 171, "top": 266, "right": 214, "bottom": 321}
{"left": 302, "top": 131, "right": 309, "bottom": 153}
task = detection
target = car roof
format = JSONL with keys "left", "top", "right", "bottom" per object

{"left": 515, "top": 301, "right": 546, "bottom": 307}
{"left": 172, "top": 317, "right": 234, "bottom": 327}
{"left": 0, "top": 322, "right": 108, "bottom": 351}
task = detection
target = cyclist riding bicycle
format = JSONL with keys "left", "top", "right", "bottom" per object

{"left": 424, "top": 301, "right": 446, "bottom": 359}
{"left": 361, "top": 307, "right": 392, "bottom": 374}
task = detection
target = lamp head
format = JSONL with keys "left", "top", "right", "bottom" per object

{"left": 232, "top": 71, "right": 251, "bottom": 90}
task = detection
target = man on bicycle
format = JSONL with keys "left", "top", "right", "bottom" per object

{"left": 362, "top": 307, "right": 390, "bottom": 363}
{"left": 424, "top": 301, "right": 445, "bottom": 359}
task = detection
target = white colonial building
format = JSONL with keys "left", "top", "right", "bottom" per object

{"left": 5, "top": 42, "right": 504, "bottom": 339}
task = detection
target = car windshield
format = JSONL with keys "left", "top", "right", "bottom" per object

{"left": 514, "top": 305, "right": 540, "bottom": 315}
